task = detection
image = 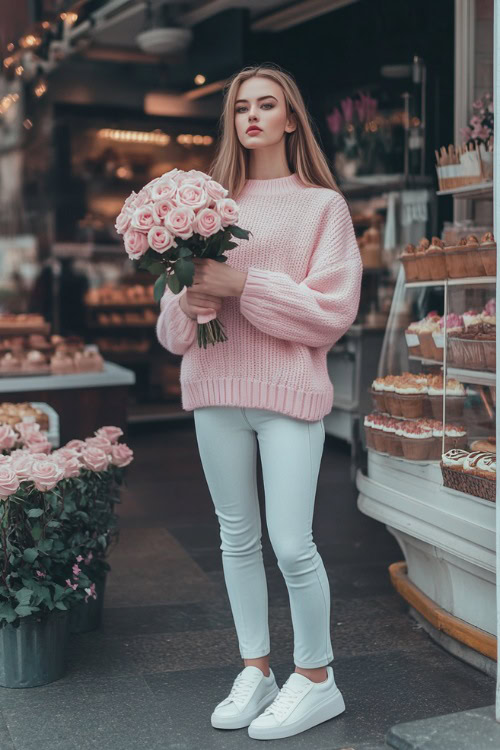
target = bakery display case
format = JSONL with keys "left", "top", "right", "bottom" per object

{"left": 357, "top": 223, "right": 497, "bottom": 674}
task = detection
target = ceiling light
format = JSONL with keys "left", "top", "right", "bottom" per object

{"left": 137, "top": 27, "right": 192, "bottom": 54}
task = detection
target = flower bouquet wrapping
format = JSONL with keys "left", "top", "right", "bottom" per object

{"left": 115, "top": 168, "right": 252, "bottom": 348}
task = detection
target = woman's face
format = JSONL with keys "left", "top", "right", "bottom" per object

{"left": 234, "top": 76, "right": 296, "bottom": 150}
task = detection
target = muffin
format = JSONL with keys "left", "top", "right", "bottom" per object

{"left": 425, "top": 236, "right": 447, "bottom": 280}
{"left": 462, "top": 234, "right": 486, "bottom": 277}
{"left": 444, "top": 237, "right": 468, "bottom": 278}
{"left": 22, "top": 350, "right": 47, "bottom": 371}
{"left": 371, "top": 415, "right": 388, "bottom": 452}
{"left": 415, "top": 238, "right": 431, "bottom": 280}
{"left": 370, "top": 377, "right": 387, "bottom": 412}
{"left": 404, "top": 321, "right": 422, "bottom": 357}
{"left": 400, "top": 243, "right": 419, "bottom": 282}
{"left": 417, "top": 313, "right": 441, "bottom": 360}
{"left": 427, "top": 376, "right": 465, "bottom": 419}
{"left": 479, "top": 232, "right": 496, "bottom": 276}
{"left": 432, "top": 313, "right": 464, "bottom": 362}
{"left": 394, "top": 377, "right": 427, "bottom": 418}
{"left": 401, "top": 422, "right": 434, "bottom": 460}
{"left": 363, "top": 414, "right": 376, "bottom": 449}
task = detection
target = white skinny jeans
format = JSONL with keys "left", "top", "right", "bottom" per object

{"left": 193, "top": 405, "right": 334, "bottom": 669}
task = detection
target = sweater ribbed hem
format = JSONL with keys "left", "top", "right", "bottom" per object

{"left": 181, "top": 378, "right": 333, "bottom": 422}
{"left": 240, "top": 173, "right": 306, "bottom": 197}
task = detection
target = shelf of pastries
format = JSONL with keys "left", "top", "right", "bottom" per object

{"left": 90, "top": 308, "right": 158, "bottom": 328}
{"left": 404, "top": 300, "right": 495, "bottom": 377}
{"left": 0, "top": 336, "right": 104, "bottom": 377}
{"left": 400, "top": 232, "right": 496, "bottom": 284}
{"left": 0, "top": 314, "right": 51, "bottom": 336}
{"left": 85, "top": 284, "right": 155, "bottom": 309}
{"left": 364, "top": 413, "right": 467, "bottom": 461}
{"left": 369, "top": 373, "right": 466, "bottom": 421}
{"left": 0, "top": 402, "right": 50, "bottom": 431}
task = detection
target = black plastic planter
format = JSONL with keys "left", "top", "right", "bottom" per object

{"left": 69, "top": 574, "right": 107, "bottom": 634}
{"left": 0, "top": 609, "right": 70, "bottom": 688}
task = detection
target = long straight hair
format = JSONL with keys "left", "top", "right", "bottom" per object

{"left": 209, "top": 63, "right": 342, "bottom": 200}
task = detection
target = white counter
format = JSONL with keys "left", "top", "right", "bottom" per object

{"left": 0, "top": 361, "right": 136, "bottom": 393}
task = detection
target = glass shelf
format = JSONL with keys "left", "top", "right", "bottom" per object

{"left": 436, "top": 181, "right": 493, "bottom": 199}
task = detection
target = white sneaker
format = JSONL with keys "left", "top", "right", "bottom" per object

{"left": 247, "top": 666, "right": 345, "bottom": 740}
{"left": 211, "top": 665, "right": 280, "bottom": 730}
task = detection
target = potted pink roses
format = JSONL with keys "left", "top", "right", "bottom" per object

{"left": 0, "top": 422, "right": 133, "bottom": 687}
{"left": 115, "top": 168, "right": 251, "bottom": 348}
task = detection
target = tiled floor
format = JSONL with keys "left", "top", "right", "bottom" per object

{"left": 0, "top": 420, "right": 495, "bottom": 750}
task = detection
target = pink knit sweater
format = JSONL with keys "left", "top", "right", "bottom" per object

{"left": 156, "top": 173, "right": 363, "bottom": 422}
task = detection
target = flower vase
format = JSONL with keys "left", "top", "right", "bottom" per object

{"left": 69, "top": 573, "right": 107, "bottom": 634}
{"left": 0, "top": 609, "right": 70, "bottom": 688}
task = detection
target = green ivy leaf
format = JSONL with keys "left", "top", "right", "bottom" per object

{"left": 15, "top": 587, "right": 32, "bottom": 605}
{"left": 54, "top": 601, "right": 68, "bottom": 610}
{"left": 228, "top": 225, "right": 251, "bottom": 240}
{"left": 154, "top": 274, "right": 168, "bottom": 303}
{"left": 15, "top": 605, "right": 34, "bottom": 616}
{"left": 27, "top": 508, "right": 44, "bottom": 518}
{"left": 23, "top": 548, "right": 38, "bottom": 563}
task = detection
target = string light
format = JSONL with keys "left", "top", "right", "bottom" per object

{"left": 194, "top": 74, "right": 206, "bottom": 85}
{"left": 42, "top": 21, "right": 50, "bottom": 30}
{"left": 20, "top": 34, "right": 41, "bottom": 48}
{"left": 15, "top": 65, "right": 24, "bottom": 76}
{"left": 0, "top": 94, "right": 18, "bottom": 116}
{"left": 23, "top": 119, "right": 33, "bottom": 129}
{"left": 7, "top": 43, "right": 14, "bottom": 52}
{"left": 177, "top": 134, "right": 213, "bottom": 146}
{"left": 98, "top": 128, "right": 170, "bottom": 145}
{"left": 3, "top": 57, "right": 14, "bottom": 68}
{"left": 35, "top": 81, "right": 47, "bottom": 97}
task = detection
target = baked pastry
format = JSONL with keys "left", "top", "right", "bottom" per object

{"left": 444, "top": 237, "right": 468, "bottom": 278}
{"left": 415, "top": 238, "right": 431, "bottom": 280}
{"left": 479, "top": 232, "right": 496, "bottom": 276}
{"left": 425, "top": 236, "right": 447, "bottom": 280}
{"left": 401, "top": 422, "right": 434, "bottom": 460}
{"left": 400, "top": 243, "right": 419, "bottom": 282}
{"left": 470, "top": 437, "right": 496, "bottom": 454}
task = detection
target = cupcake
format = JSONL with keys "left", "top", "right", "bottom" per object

{"left": 427, "top": 376, "right": 465, "bottom": 419}
{"left": 432, "top": 313, "right": 464, "bottom": 362}
{"left": 462, "top": 234, "right": 486, "bottom": 277}
{"left": 401, "top": 422, "right": 434, "bottom": 460}
{"left": 386, "top": 418, "right": 405, "bottom": 457}
{"left": 0, "top": 352, "right": 22, "bottom": 373}
{"left": 404, "top": 321, "right": 422, "bottom": 357}
{"left": 462, "top": 309, "right": 482, "bottom": 329}
{"left": 364, "top": 414, "right": 376, "bottom": 449}
{"left": 370, "top": 377, "right": 387, "bottom": 412}
{"left": 22, "top": 350, "right": 47, "bottom": 371}
{"left": 479, "top": 232, "right": 496, "bottom": 276}
{"left": 425, "top": 236, "right": 447, "bottom": 280}
{"left": 50, "top": 350, "right": 75, "bottom": 375}
{"left": 415, "top": 238, "right": 431, "bottom": 280}
{"left": 417, "top": 312, "right": 441, "bottom": 360}
{"left": 371, "top": 415, "right": 388, "bottom": 452}
{"left": 444, "top": 423, "right": 467, "bottom": 452}
{"left": 394, "top": 376, "right": 427, "bottom": 418}
{"left": 421, "top": 418, "right": 444, "bottom": 460}
{"left": 444, "top": 237, "right": 468, "bottom": 278}
{"left": 400, "top": 243, "right": 419, "bottom": 282}
{"left": 383, "top": 375, "right": 401, "bottom": 417}
{"left": 481, "top": 298, "right": 496, "bottom": 325}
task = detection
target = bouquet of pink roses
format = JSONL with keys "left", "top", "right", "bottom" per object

{"left": 114, "top": 168, "right": 251, "bottom": 348}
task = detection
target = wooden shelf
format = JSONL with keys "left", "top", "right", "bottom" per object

{"left": 405, "top": 276, "right": 496, "bottom": 288}
{"left": 436, "top": 181, "right": 493, "bottom": 199}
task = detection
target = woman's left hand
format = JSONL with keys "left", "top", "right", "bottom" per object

{"left": 192, "top": 258, "right": 248, "bottom": 298}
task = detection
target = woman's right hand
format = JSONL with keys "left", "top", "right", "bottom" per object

{"left": 179, "top": 288, "right": 223, "bottom": 321}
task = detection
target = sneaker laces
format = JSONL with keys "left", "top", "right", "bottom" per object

{"left": 260, "top": 680, "right": 303, "bottom": 722}
{"left": 221, "top": 672, "right": 260, "bottom": 708}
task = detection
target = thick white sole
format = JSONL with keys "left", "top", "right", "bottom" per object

{"left": 211, "top": 684, "right": 280, "bottom": 730}
{"left": 247, "top": 687, "right": 346, "bottom": 740}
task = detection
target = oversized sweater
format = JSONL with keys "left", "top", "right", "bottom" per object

{"left": 156, "top": 173, "right": 363, "bottom": 422}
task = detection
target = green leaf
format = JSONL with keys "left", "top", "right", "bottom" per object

{"left": 147, "top": 262, "right": 166, "bottom": 276}
{"left": 177, "top": 246, "right": 193, "bottom": 258}
{"left": 54, "top": 601, "right": 68, "bottom": 610}
{"left": 166, "top": 273, "right": 181, "bottom": 294}
{"left": 154, "top": 274, "right": 168, "bottom": 303}
{"left": 213, "top": 256, "right": 228, "bottom": 263}
{"left": 174, "top": 257, "right": 194, "bottom": 287}
{"left": 15, "top": 605, "right": 34, "bottom": 616}
{"left": 228, "top": 225, "right": 251, "bottom": 240}
{"left": 0, "top": 603, "right": 17, "bottom": 623}
{"left": 27, "top": 508, "right": 44, "bottom": 518}
{"left": 23, "top": 548, "right": 38, "bottom": 563}
{"left": 15, "top": 587, "right": 32, "bottom": 605}
{"left": 37, "top": 539, "right": 54, "bottom": 553}
{"left": 31, "top": 526, "right": 43, "bottom": 541}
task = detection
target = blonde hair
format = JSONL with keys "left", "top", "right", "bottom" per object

{"left": 209, "top": 63, "right": 342, "bottom": 200}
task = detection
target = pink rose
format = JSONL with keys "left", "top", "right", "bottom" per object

{"left": 114, "top": 210, "right": 132, "bottom": 236}
{"left": 95, "top": 426, "right": 124, "bottom": 444}
{"left": 81, "top": 446, "right": 110, "bottom": 473}
{"left": 28, "top": 452, "right": 50, "bottom": 461}
{"left": 151, "top": 177, "right": 177, "bottom": 202}
{"left": 12, "top": 453, "right": 34, "bottom": 481}
{"left": 0, "top": 425, "right": 17, "bottom": 451}
{"left": 215, "top": 198, "right": 239, "bottom": 227}
{"left": 0, "top": 455, "right": 12, "bottom": 465}
{"left": 62, "top": 456, "right": 82, "bottom": 479}
{"left": 110, "top": 443, "right": 134, "bottom": 467}
{"left": 152, "top": 198, "right": 176, "bottom": 223}
{"left": 56, "top": 447, "right": 80, "bottom": 460}
{"left": 206, "top": 180, "right": 228, "bottom": 202}
{"left": 124, "top": 229, "right": 149, "bottom": 260}
{"left": 194, "top": 208, "right": 222, "bottom": 238}
{"left": 131, "top": 205, "right": 158, "bottom": 232}
{"left": 65, "top": 439, "right": 86, "bottom": 452}
{"left": 30, "top": 459, "right": 64, "bottom": 492}
{"left": 15, "top": 422, "right": 42, "bottom": 443}
{"left": 0, "top": 466, "right": 20, "bottom": 500}
{"left": 164, "top": 207, "right": 195, "bottom": 240}
{"left": 85, "top": 435, "right": 112, "bottom": 450}
{"left": 176, "top": 183, "right": 208, "bottom": 211}
{"left": 147, "top": 226, "right": 176, "bottom": 254}
{"left": 131, "top": 186, "right": 151, "bottom": 209}
{"left": 24, "top": 437, "right": 52, "bottom": 455}
{"left": 124, "top": 191, "right": 137, "bottom": 210}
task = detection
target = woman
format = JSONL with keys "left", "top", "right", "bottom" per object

{"left": 156, "top": 63, "right": 363, "bottom": 741}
